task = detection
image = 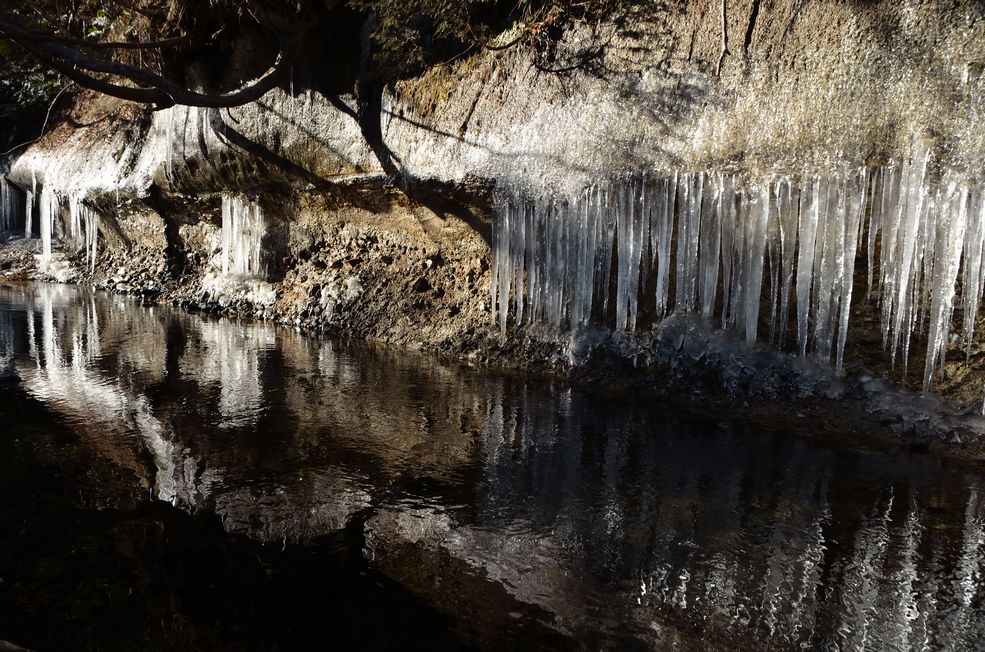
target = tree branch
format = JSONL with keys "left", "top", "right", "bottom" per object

{"left": 1, "top": 15, "right": 312, "bottom": 110}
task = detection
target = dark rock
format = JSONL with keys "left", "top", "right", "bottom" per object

{"left": 412, "top": 277, "right": 431, "bottom": 293}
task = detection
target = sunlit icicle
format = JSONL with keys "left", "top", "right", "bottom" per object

{"left": 879, "top": 164, "right": 902, "bottom": 349}
{"left": 86, "top": 209, "right": 99, "bottom": 273}
{"left": 38, "top": 187, "right": 60, "bottom": 269}
{"left": 962, "top": 189, "right": 985, "bottom": 356}
{"left": 221, "top": 194, "right": 266, "bottom": 278}
{"left": 795, "top": 179, "right": 819, "bottom": 357}
{"left": 888, "top": 143, "right": 931, "bottom": 371}
{"left": 776, "top": 179, "right": 799, "bottom": 348}
{"left": 766, "top": 181, "right": 783, "bottom": 343}
{"left": 922, "top": 178, "right": 968, "bottom": 392}
{"left": 836, "top": 170, "right": 867, "bottom": 373}
{"left": 743, "top": 186, "right": 770, "bottom": 344}
{"left": 866, "top": 168, "right": 883, "bottom": 295}
{"left": 675, "top": 172, "right": 704, "bottom": 313}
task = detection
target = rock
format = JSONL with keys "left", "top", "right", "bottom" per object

{"left": 412, "top": 277, "right": 431, "bottom": 293}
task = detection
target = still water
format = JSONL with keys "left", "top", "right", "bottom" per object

{"left": 2, "top": 282, "right": 985, "bottom": 650}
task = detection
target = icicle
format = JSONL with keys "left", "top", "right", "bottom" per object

{"left": 962, "top": 189, "right": 985, "bottom": 356}
{"left": 719, "top": 174, "right": 737, "bottom": 329}
{"left": 922, "top": 178, "right": 968, "bottom": 391}
{"left": 86, "top": 209, "right": 100, "bottom": 273}
{"left": 25, "top": 169, "right": 36, "bottom": 239}
{"left": 165, "top": 108, "right": 175, "bottom": 181}
{"left": 776, "top": 178, "right": 799, "bottom": 347}
{"left": 653, "top": 174, "right": 675, "bottom": 318}
{"left": 486, "top": 152, "right": 985, "bottom": 395}
{"left": 743, "top": 186, "right": 770, "bottom": 344}
{"left": 888, "top": 143, "right": 931, "bottom": 371}
{"left": 221, "top": 194, "right": 266, "bottom": 278}
{"left": 700, "top": 174, "right": 722, "bottom": 318}
{"left": 836, "top": 169, "right": 867, "bottom": 373}
{"left": 615, "top": 180, "right": 646, "bottom": 331}
{"left": 38, "top": 187, "right": 60, "bottom": 269}
{"left": 795, "top": 179, "right": 819, "bottom": 357}
{"left": 675, "top": 172, "right": 703, "bottom": 313}
{"left": 766, "top": 181, "right": 782, "bottom": 343}
{"left": 866, "top": 168, "right": 882, "bottom": 295}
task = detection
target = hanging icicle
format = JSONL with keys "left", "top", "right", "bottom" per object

{"left": 492, "top": 153, "right": 985, "bottom": 394}
{"left": 221, "top": 194, "right": 266, "bottom": 278}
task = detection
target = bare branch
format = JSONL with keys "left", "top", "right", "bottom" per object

{"left": 0, "top": 13, "right": 312, "bottom": 110}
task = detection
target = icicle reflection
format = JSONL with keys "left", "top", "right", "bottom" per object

{"left": 4, "top": 283, "right": 985, "bottom": 648}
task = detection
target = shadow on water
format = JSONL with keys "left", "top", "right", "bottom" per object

{"left": 3, "top": 282, "right": 985, "bottom": 650}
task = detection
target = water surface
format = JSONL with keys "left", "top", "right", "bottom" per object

{"left": 2, "top": 282, "right": 985, "bottom": 650}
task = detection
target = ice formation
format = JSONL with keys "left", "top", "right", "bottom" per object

{"left": 203, "top": 194, "right": 276, "bottom": 308}
{"left": 24, "top": 170, "right": 36, "bottom": 238}
{"left": 69, "top": 194, "right": 100, "bottom": 272}
{"left": 221, "top": 194, "right": 265, "bottom": 278}
{"left": 38, "top": 187, "right": 60, "bottom": 269}
{"left": 0, "top": 175, "right": 20, "bottom": 232}
{"left": 491, "top": 144, "right": 985, "bottom": 392}
{"left": 14, "top": 185, "right": 103, "bottom": 277}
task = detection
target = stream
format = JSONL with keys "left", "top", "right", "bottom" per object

{"left": 2, "top": 282, "right": 985, "bottom": 650}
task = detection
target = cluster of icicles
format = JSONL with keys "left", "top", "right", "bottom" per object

{"left": 220, "top": 194, "right": 265, "bottom": 278}
{"left": 491, "top": 143, "right": 985, "bottom": 392}
{"left": 1, "top": 173, "right": 100, "bottom": 272}
{"left": 39, "top": 187, "right": 100, "bottom": 272}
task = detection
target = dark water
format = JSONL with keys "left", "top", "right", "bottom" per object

{"left": 2, "top": 282, "right": 985, "bottom": 651}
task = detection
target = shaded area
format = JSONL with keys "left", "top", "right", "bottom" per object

{"left": 0, "top": 383, "right": 471, "bottom": 652}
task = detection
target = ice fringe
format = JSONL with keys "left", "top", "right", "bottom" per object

{"left": 7, "top": 182, "right": 101, "bottom": 277}
{"left": 202, "top": 194, "right": 276, "bottom": 308}
{"left": 491, "top": 144, "right": 985, "bottom": 393}
{"left": 221, "top": 194, "right": 265, "bottom": 278}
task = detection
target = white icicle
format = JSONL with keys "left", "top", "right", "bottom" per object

{"left": 743, "top": 186, "right": 770, "bottom": 344}
{"left": 796, "top": 179, "right": 819, "bottom": 357}
{"left": 922, "top": 178, "right": 968, "bottom": 391}
{"left": 836, "top": 170, "right": 867, "bottom": 373}
{"left": 485, "top": 151, "right": 985, "bottom": 395}
{"left": 38, "top": 187, "right": 60, "bottom": 270}
{"left": 962, "top": 189, "right": 985, "bottom": 356}
{"left": 221, "top": 194, "right": 266, "bottom": 278}
{"left": 700, "top": 173, "right": 723, "bottom": 318}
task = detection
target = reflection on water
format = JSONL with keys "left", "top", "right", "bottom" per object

{"left": 3, "top": 282, "right": 985, "bottom": 649}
